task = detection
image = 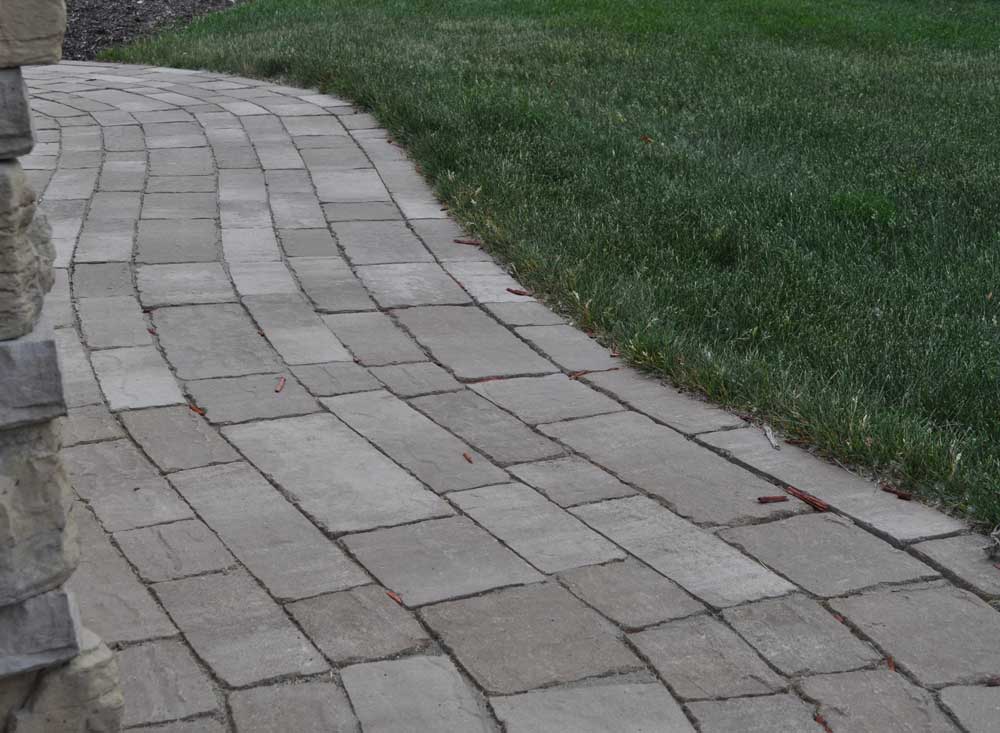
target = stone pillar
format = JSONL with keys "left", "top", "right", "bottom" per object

{"left": 1, "top": 3, "right": 123, "bottom": 731}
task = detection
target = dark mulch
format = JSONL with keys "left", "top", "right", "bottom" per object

{"left": 63, "top": 0, "right": 241, "bottom": 60}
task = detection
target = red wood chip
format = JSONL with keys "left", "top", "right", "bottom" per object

{"left": 188, "top": 404, "right": 206, "bottom": 416}
{"left": 756, "top": 495, "right": 789, "bottom": 504}
{"left": 462, "top": 452, "right": 474, "bottom": 464}
{"left": 275, "top": 375, "right": 286, "bottom": 393}
{"left": 386, "top": 590, "right": 403, "bottom": 605}
{"left": 453, "top": 238, "right": 482, "bottom": 246}
{"left": 785, "top": 485, "right": 830, "bottom": 512}
{"left": 506, "top": 288, "right": 532, "bottom": 297}
{"left": 814, "top": 713, "right": 833, "bottom": 733}
{"left": 147, "top": 327, "right": 157, "bottom": 335}
{"left": 887, "top": 656, "right": 896, "bottom": 672}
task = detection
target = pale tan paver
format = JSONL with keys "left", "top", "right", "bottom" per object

{"left": 34, "top": 61, "right": 993, "bottom": 732}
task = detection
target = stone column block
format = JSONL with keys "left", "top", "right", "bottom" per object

{"left": 0, "top": 69, "right": 33, "bottom": 158}
{"left": 0, "top": 586, "right": 81, "bottom": 676}
{"left": 0, "top": 0, "right": 66, "bottom": 68}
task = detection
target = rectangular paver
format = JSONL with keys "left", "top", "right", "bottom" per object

{"left": 508, "top": 456, "right": 635, "bottom": 507}
{"left": 186, "top": 373, "right": 319, "bottom": 424}
{"left": 229, "top": 682, "right": 358, "bottom": 733}
{"left": 244, "top": 294, "right": 351, "bottom": 365}
{"left": 516, "top": 324, "right": 619, "bottom": 372}
{"left": 470, "top": 373, "right": 623, "bottom": 425}
{"left": 114, "top": 519, "right": 236, "bottom": 583}
{"left": 912, "top": 534, "right": 1000, "bottom": 598}
{"left": 288, "top": 256, "right": 376, "bottom": 312}
{"left": 369, "top": 362, "right": 462, "bottom": 397}
{"left": 356, "top": 263, "right": 471, "bottom": 308}
{"left": 332, "top": 220, "right": 433, "bottom": 265}
{"left": 170, "top": 462, "right": 368, "bottom": 599}
{"left": 78, "top": 295, "right": 152, "bottom": 349}
{"left": 291, "top": 361, "right": 380, "bottom": 396}
{"left": 120, "top": 405, "right": 239, "bottom": 471}
{"left": 321, "top": 311, "right": 423, "bottom": 365}
{"left": 118, "top": 639, "right": 218, "bottom": 727}
{"left": 443, "top": 261, "right": 532, "bottom": 303}
{"left": 136, "top": 220, "right": 219, "bottom": 264}
{"left": 90, "top": 345, "right": 184, "bottom": 411}
{"left": 688, "top": 695, "right": 824, "bottom": 733}
{"left": 137, "top": 263, "right": 236, "bottom": 307}
{"left": 229, "top": 261, "right": 299, "bottom": 296}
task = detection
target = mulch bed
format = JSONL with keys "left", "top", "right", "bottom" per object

{"left": 63, "top": 0, "right": 241, "bottom": 60}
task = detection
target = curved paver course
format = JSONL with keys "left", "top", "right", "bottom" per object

{"left": 23, "top": 61, "right": 1000, "bottom": 732}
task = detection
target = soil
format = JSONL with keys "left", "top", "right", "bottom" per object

{"left": 63, "top": 0, "right": 242, "bottom": 60}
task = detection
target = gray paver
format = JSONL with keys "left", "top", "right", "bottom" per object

{"left": 723, "top": 593, "right": 880, "bottom": 676}
{"left": 341, "top": 656, "right": 493, "bottom": 733}
{"left": 118, "top": 639, "right": 218, "bottom": 727}
{"left": 244, "top": 294, "right": 351, "bottom": 364}
{"left": 137, "top": 263, "right": 235, "bottom": 306}
{"left": 557, "top": 558, "right": 704, "bottom": 629}
{"left": 344, "top": 517, "right": 542, "bottom": 606}
{"left": 470, "top": 373, "right": 623, "bottom": 425}
{"left": 630, "top": 615, "right": 785, "bottom": 700}
{"left": 154, "top": 303, "right": 282, "bottom": 379}
{"left": 584, "top": 368, "right": 743, "bottom": 434}
{"left": 155, "top": 569, "right": 328, "bottom": 687}
{"left": 228, "top": 261, "right": 298, "bottom": 296}
{"left": 394, "top": 306, "right": 554, "bottom": 379}
{"left": 67, "top": 506, "right": 177, "bottom": 644}
{"left": 939, "top": 686, "right": 1000, "bottom": 733}
{"left": 278, "top": 228, "right": 337, "bottom": 256}
{"left": 322, "top": 311, "right": 423, "bottom": 365}
{"left": 409, "top": 218, "right": 492, "bottom": 261}
{"left": 369, "top": 362, "right": 461, "bottom": 397}
{"left": 186, "top": 373, "right": 319, "bottom": 423}
{"left": 291, "top": 362, "right": 380, "bottom": 396}
{"left": 62, "top": 439, "right": 193, "bottom": 531}
{"left": 508, "top": 456, "right": 635, "bottom": 507}
{"left": 572, "top": 496, "right": 795, "bottom": 607}
{"left": 322, "top": 201, "right": 400, "bottom": 221}
{"left": 114, "top": 519, "right": 235, "bottom": 582}
{"left": 142, "top": 193, "right": 217, "bottom": 219}
{"left": 90, "top": 344, "right": 184, "bottom": 411}
{"left": 288, "top": 256, "right": 376, "bottom": 312}
{"left": 221, "top": 227, "right": 280, "bottom": 262}
{"left": 411, "top": 390, "right": 562, "bottom": 464}
{"left": 356, "top": 263, "right": 472, "bottom": 308}
{"left": 801, "top": 670, "right": 960, "bottom": 732}
{"left": 54, "top": 329, "right": 103, "bottom": 407}
{"left": 129, "top": 719, "right": 225, "bottom": 733}
{"left": 59, "top": 404, "right": 124, "bottom": 446}
{"left": 443, "top": 261, "right": 532, "bottom": 303}
{"left": 483, "top": 301, "right": 565, "bottom": 326}
{"left": 120, "top": 405, "right": 239, "bottom": 471}
{"left": 687, "top": 695, "right": 823, "bottom": 733}
{"left": 911, "top": 534, "right": 1000, "bottom": 598}
{"left": 136, "top": 220, "right": 218, "bottom": 264}
{"left": 170, "top": 462, "right": 368, "bottom": 600}
{"left": 721, "top": 514, "right": 937, "bottom": 597}
{"left": 287, "top": 584, "right": 430, "bottom": 664}
{"left": 490, "top": 682, "right": 695, "bottom": 733}
{"left": 700, "top": 427, "right": 966, "bottom": 543}
{"left": 78, "top": 295, "right": 151, "bottom": 349}
{"left": 149, "top": 147, "right": 213, "bottom": 176}
{"left": 324, "top": 390, "right": 507, "bottom": 493}
{"left": 146, "top": 175, "right": 216, "bottom": 193}
{"left": 516, "top": 325, "right": 619, "bottom": 372}
{"left": 223, "top": 413, "right": 451, "bottom": 533}
{"left": 420, "top": 582, "right": 641, "bottom": 694}
{"left": 543, "top": 412, "right": 802, "bottom": 525}
{"left": 312, "top": 167, "right": 389, "bottom": 202}
{"left": 72, "top": 262, "right": 132, "bottom": 298}
{"left": 332, "top": 220, "right": 433, "bottom": 265}
{"left": 75, "top": 219, "right": 135, "bottom": 262}
{"left": 830, "top": 582, "right": 1000, "bottom": 687}
{"left": 229, "top": 682, "right": 359, "bottom": 733}
{"left": 451, "top": 483, "right": 624, "bottom": 573}
{"left": 85, "top": 191, "right": 141, "bottom": 221}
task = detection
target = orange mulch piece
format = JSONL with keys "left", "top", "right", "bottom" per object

{"left": 757, "top": 495, "right": 789, "bottom": 504}
{"left": 785, "top": 485, "right": 830, "bottom": 512}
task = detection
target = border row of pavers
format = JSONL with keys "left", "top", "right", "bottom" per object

{"left": 20, "top": 60, "right": 1000, "bottom": 733}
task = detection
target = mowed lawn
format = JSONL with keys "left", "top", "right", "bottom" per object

{"left": 107, "top": 0, "right": 1000, "bottom": 525}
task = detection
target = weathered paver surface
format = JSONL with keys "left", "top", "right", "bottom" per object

{"left": 30, "top": 61, "right": 997, "bottom": 731}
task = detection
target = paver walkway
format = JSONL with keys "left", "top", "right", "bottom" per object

{"left": 22, "top": 61, "right": 1000, "bottom": 732}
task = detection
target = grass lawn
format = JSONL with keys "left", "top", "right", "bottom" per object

{"left": 107, "top": 0, "right": 1000, "bottom": 526}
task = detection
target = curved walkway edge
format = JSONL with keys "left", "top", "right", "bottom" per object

{"left": 23, "top": 61, "right": 1000, "bottom": 732}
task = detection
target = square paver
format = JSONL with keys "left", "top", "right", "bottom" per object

{"left": 394, "top": 306, "right": 555, "bottom": 379}
{"left": 136, "top": 219, "right": 219, "bottom": 264}
{"left": 508, "top": 456, "right": 635, "bottom": 507}
{"left": 78, "top": 295, "right": 152, "bottom": 349}
{"left": 332, "top": 220, "right": 433, "bottom": 265}
{"left": 629, "top": 615, "right": 785, "bottom": 700}
{"left": 154, "top": 303, "right": 283, "bottom": 379}
{"left": 137, "top": 263, "right": 235, "bottom": 307}
{"left": 186, "top": 373, "right": 319, "bottom": 424}
{"left": 720, "top": 514, "right": 938, "bottom": 597}
{"left": 411, "top": 390, "right": 562, "bottom": 464}
{"left": 344, "top": 516, "right": 542, "bottom": 606}
{"left": 722, "top": 594, "right": 880, "bottom": 676}
{"left": 120, "top": 405, "right": 239, "bottom": 471}
{"left": 244, "top": 294, "right": 351, "bottom": 365}
{"left": 801, "top": 670, "right": 960, "bottom": 732}
{"left": 59, "top": 404, "right": 124, "bottom": 446}
{"left": 356, "top": 263, "right": 471, "bottom": 308}
{"left": 288, "top": 256, "right": 375, "bottom": 312}
{"left": 420, "top": 582, "right": 641, "bottom": 694}
{"left": 341, "top": 656, "right": 493, "bottom": 733}
{"left": 278, "top": 228, "right": 337, "bottom": 256}
{"left": 516, "top": 325, "right": 619, "bottom": 372}
{"left": 911, "top": 534, "right": 1000, "bottom": 598}
{"left": 170, "top": 462, "right": 368, "bottom": 600}
{"left": 542, "top": 412, "right": 805, "bottom": 526}
{"left": 222, "top": 413, "right": 451, "bottom": 534}
{"left": 557, "top": 558, "right": 704, "bottom": 629}
{"left": 114, "top": 519, "right": 235, "bottom": 582}
{"left": 229, "top": 682, "right": 358, "bottom": 733}
{"left": 572, "top": 496, "right": 795, "bottom": 608}
{"left": 321, "top": 311, "right": 423, "bottom": 365}
{"left": 687, "top": 695, "right": 824, "bottom": 733}
{"left": 287, "top": 585, "right": 431, "bottom": 663}
{"left": 221, "top": 227, "right": 281, "bottom": 262}
{"left": 490, "top": 682, "right": 694, "bottom": 733}
{"left": 90, "top": 346, "right": 184, "bottom": 412}
{"left": 118, "top": 639, "right": 218, "bottom": 727}
{"left": 451, "top": 483, "right": 624, "bottom": 573}
{"left": 63, "top": 439, "right": 193, "bottom": 532}
{"left": 72, "top": 262, "right": 132, "bottom": 298}
{"left": 470, "top": 373, "right": 623, "bottom": 425}
{"left": 323, "top": 390, "right": 508, "bottom": 492}
{"left": 830, "top": 583, "right": 1000, "bottom": 687}
{"left": 291, "top": 361, "right": 380, "bottom": 396}
{"left": 154, "top": 570, "right": 328, "bottom": 687}
{"left": 141, "top": 193, "right": 217, "bottom": 219}
{"left": 369, "top": 362, "right": 461, "bottom": 397}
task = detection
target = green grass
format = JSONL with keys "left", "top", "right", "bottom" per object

{"left": 106, "top": 0, "right": 1000, "bottom": 526}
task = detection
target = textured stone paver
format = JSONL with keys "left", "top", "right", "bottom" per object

{"left": 36, "top": 62, "right": 993, "bottom": 731}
